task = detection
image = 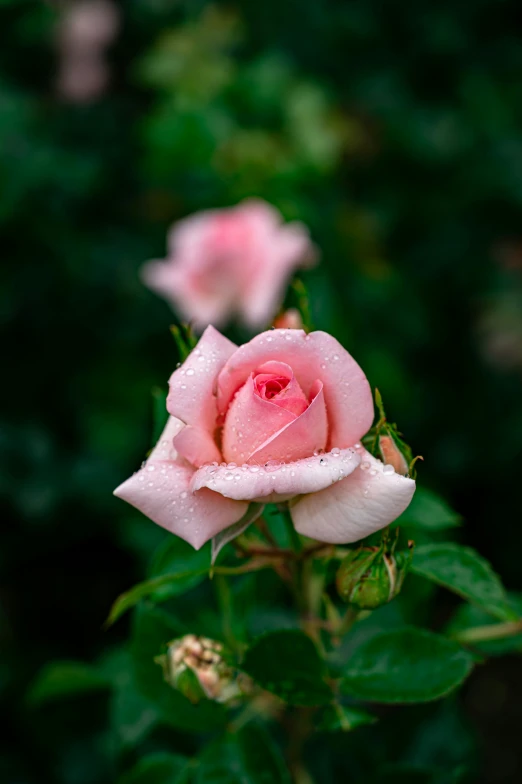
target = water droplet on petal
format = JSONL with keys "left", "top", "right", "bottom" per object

{"left": 360, "top": 461, "right": 371, "bottom": 471}
{"left": 382, "top": 464, "right": 395, "bottom": 475}
{"left": 185, "top": 368, "right": 195, "bottom": 376}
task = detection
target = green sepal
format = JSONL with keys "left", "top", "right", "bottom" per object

{"left": 362, "top": 389, "right": 420, "bottom": 478}
{"left": 170, "top": 322, "right": 198, "bottom": 362}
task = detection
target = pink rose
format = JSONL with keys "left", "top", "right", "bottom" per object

{"left": 114, "top": 327, "right": 415, "bottom": 549}
{"left": 141, "top": 199, "right": 315, "bottom": 331}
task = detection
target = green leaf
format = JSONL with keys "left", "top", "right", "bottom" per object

{"left": 241, "top": 630, "right": 332, "bottom": 706}
{"left": 131, "top": 604, "right": 226, "bottom": 732}
{"left": 341, "top": 627, "right": 474, "bottom": 703}
{"left": 446, "top": 594, "right": 522, "bottom": 656}
{"left": 118, "top": 753, "right": 190, "bottom": 784}
{"left": 315, "top": 703, "right": 377, "bottom": 732}
{"left": 195, "top": 725, "right": 290, "bottom": 784}
{"left": 106, "top": 561, "right": 272, "bottom": 626}
{"left": 27, "top": 661, "right": 111, "bottom": 705}
{"left": 148, "top": 537, "right": 211, "bottom": 599}
{"left": 105, "top": 569, "right": 210, "bottom": 626}
{"left": 410, "top": 543, "right": 517, "bottom": 621}
{"left": 110, "top": 679, "right": 160, "bottom": 747}
{"left": 100, "top": 648, "right": 161, "bottom": 746}
{"left": 394, "top": 488, "right": 461, "bottom": 530}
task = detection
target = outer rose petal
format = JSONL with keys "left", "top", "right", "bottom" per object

{"left": 241, "top": 221, "right": 316, "bottom": 329}
{"left": 173, "top": 425, "right": 222, "bottom": 466}
{"left": 290, "top": 449, "right": 415, "bottom": 544}
{"left": 248, "top": 380, "right": 328, "bottom": 464}
{"left": 167, "top": 326, "right": 237, "bottom": 435}
{"left": 142, "top": 261, "right": 234, "bottom": 329}
{"left": 114, "top": 416, "right": 247, "bottom": 549}
{"left": 217, "top": 329, "right": 373, "bottom": 449}
{"left": 148, "top": 415, "right": 185, "bottom": 460}
{"left": 191, "top": 447, "right": 361, "bottom": 503}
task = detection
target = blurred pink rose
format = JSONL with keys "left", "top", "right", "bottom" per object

{"left": 56, "top": 0, "right": 119, "bottom": 103}
{"left": 58, "top": 0, "right": 120, "bottom": 51}
{"left": 115, "top": 327, "right": 415, "bottom": 549}
{"left": 141, "top": 200, "right": 316, "bottom": 330}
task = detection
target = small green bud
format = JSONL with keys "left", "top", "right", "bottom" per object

{"left": 336, "top": 540, "right": 414, "bottom": 610}
{"left": 156, "top": 634, "right": 246, "bottom": 704}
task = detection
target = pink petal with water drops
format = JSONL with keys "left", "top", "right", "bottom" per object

{"left": 190, "top": 447, "right": 361, "bottom": 504}
{"left": 247, "top": 380, "right": 328, "bottom": 464}
{"left": 167, "top": 326, "right": 237, "bottom": 435}
{"left": 113, "top": 416, "right": 247, "bottom": 549}
{"left": 221, "top": 373, "right": 297, "bottom": 464}
{"left": 290, "top": 448, "right": 416, "bottom": 544}
{"left": 173, "top": 425, "right": 222, "bottom": 467}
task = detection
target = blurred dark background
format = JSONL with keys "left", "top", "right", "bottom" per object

{"left": 2, "top": 1, "right": 522, "bottom": 782}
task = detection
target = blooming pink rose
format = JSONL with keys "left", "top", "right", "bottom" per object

{"left": 114, "top": 327, "right": 415, "bottom": 549}
{"left": 141, "top": 200, "right": 316, "bottom": 331}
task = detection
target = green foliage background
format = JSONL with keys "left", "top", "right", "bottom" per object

{"left": 2, "top": 0, "right": 522, "bottom": 782}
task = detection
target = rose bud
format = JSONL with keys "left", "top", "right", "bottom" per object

{"left": 114, "top": 327, "right": 415, "bottom": 549}
{"left": 378, "top": 434, "right": 410, "bottom": 476}
{"left": 273, "top": 308, "right": 304, "bottom": 330}
{"left": 156, "top": 635, "right": 243, "bottom": 704}
{"left": 336, "top": 542, "right": 414, "bottom": 610}
{"left": 141, "top": 199, "right": 316, "bottom": 331}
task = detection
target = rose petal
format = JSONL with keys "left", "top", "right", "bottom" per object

{"left": 191, "top": 447, "right": 361, "bottom": 504}
{"left": 167, "top": 326, "right": 237, "bottom": 434}
{"left": 142, "top": 259, "right": 236, "bottom": 329}
{"left": 217, "top": 329, "right": 373, "bottom": 449}
{"left": 221, "top": 374, "right": 297, "bottom": 464}
{"left": 173, "top": 425, "right": 222, "bottom": 466}
{"left": 148, "top": 416, "right": 185, "bottom": 461}
{"left": 114, "top": 462, "right": 248, "bottom": 549}
{"left": 238, "top": 204, "right": 316, "bottom": 328}
{"left": 255, "top": 365, "right": 308, "bottom": 417}
{"left": 248, "top": 380, "right": 328, "bottom": 464}
{"left": 113, "top": 418, "right": 247, "bottom": 549}
{"left": 290, "top": 448, "right": 416, "bottom": 544}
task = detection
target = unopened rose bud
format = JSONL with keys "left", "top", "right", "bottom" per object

{"left": 378, "top": 434, "right": 409, "bottom": 476}
{"left": 156, "top": 635, "right": 245, "bottom": 704}
{"left": 336, "top": 542, "right": 413, "bottom": 610}
{"left": 273, "top": 308, "right": 303, "bottom": 330}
